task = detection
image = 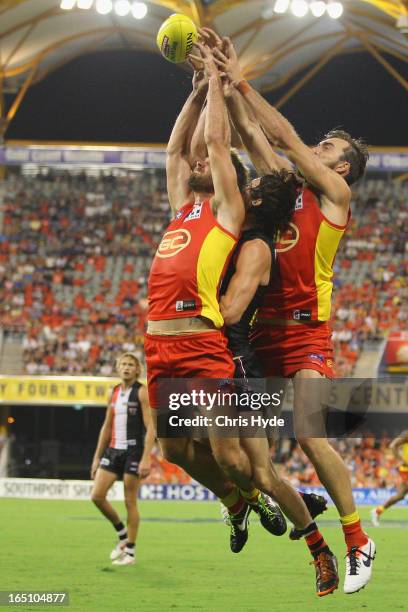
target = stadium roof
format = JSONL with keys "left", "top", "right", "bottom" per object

{"left": 0, "top": 0, "right": 407, "bottom": 134}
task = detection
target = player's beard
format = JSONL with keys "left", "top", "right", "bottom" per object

{"left": 188, "top": 173, "right": 214, "bottom": 193}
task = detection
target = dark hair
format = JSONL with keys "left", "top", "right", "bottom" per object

{"left": 324, "top": 129, "right": 369, "bottom": 185}
{"left": 230, "top": 148, "right": 250, "bottom": 194}
{"left": 250, "top": 169, "right": 298, "bottom": 240}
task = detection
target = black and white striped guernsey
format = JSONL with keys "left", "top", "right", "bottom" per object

{"left": 109, "top": 381, "right": 145, "bottom": 451}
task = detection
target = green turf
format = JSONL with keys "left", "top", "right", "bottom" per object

{"left": 1, "top": 499, "right": 407, "bottom": 611}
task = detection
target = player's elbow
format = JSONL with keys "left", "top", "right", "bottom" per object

{"left": 223, "top": 308, "right": 242, "bottom": 326}
{"left": 271, "top": 125, "right": 297, "bottom": 150}
{"left": 166, "top": 148, "right": 183, "bottom": 165}
{"left": 205, "top": 132, "right": 228, "bottom": 150}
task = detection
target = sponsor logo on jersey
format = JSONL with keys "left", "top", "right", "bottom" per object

{"left": 308, "top": 353, "right": 325, "bottom": 364}
{"left": 276, "top": 222, "right": 299, "bottom": 253}
{"left": 176, "top": 299, "right": 196, "bottom": 312}
{"left": 101, "top": 458, "right": 110, "bottom": 466}
{"left": 293, "top": 309, "right": 312, "bottom": 321}
{"left": 156, "top": 229, "right": 191, "bottom": 258}
{"left": 184, "top": 202, "right": 203, "bottom": 222}
{"left": 295, "top": 193, "right": 303, "bottom": 210}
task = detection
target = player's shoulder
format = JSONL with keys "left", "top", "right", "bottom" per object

{"left": 110, "top": 383, "right": 121, "bottom": 395}
{"left": 241, "top": 228, "right": 273, "bottom": 251}
{"left": 238, "top": 237, "right": 272, "bottom": 267}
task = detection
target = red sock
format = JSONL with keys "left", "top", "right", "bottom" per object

{"left": 305, "top": 528, "right": 330, "bottom": 559}
{"left": 229, "top": 497, "right": 245, "bottom": 515}
{"left": 342, "top": 520, "right": 368, "bottom": 551}
{"left": 221, "top": 488, "right": 245, "bottom": 515}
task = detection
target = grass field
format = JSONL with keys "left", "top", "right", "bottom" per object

{"left": 1, "top": 499, "right": 407, "bottom": 611}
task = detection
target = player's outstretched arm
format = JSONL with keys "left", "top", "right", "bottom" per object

{"left": 138, "top": 386, "right": 155, "bottom": 479}
{"left": 220, "top": 240, "right": 271, "bottom": 325}
{"left": 190, "top": 102, "right": 208, "bottom": 163}
{"left": 191, "top": 101, "right": 243, "bottom": 163}
{"left": 166, "top": 70, "right": 208, "bottom": 214}
{"left": 226, "top": 86, "right": 291, "bottom": 175}
{"left": 232, "top": 81, "right": 350, "bottom": 207}
{"left": 214, "top": 38, "right": 292, "bottom": 175}
{"left": 190, "top": 42, "right": 245, "bottom": 236}
{"left": 213, "top": 37, "right": 350, "bottom": 208}
{"left": 91, "top": 393, "right": 114, "bottom": 479}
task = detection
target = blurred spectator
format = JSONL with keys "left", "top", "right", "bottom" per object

{"left": 0, "top": 168, "right": 169, "bottom": 374}
{"left": 277, "top": 435, "right": 402, "bottom": 490}
{"left": 0, "top": 170, "right": 406, "bottom": 378}
{"left": 331, "top": 179, "right": 407, "bottom": 375}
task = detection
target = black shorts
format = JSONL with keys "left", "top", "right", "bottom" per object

{"left": 233, "top": 350, "right": 264, "bottom": 379}
{"left": 99, "top": 447, "right": 142, "bottom": 478}
{"left": 232, "top": 349, "right": 284, "bottom": 423}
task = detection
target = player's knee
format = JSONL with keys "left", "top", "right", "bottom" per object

{"left": 124, "top": 495, "right": 137, "bottom": 511}
{"left": 213, "top": 447, "right": 242, "bottom": 475}
{"left": 252, "top": 468, "right": 281, "bottom": 496}
{"left": 297, "top": 436, "right": 327, "bottom": 460}
{"left": 91, "top": 490, "right": 106, "bottom": 505}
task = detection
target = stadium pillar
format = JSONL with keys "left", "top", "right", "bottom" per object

{"left": 0, "top": 74, "right": 6, "bottom": 141}
{"left": 0, "top": 405, "right": 11, "bottom": 436}
{"left": 342, "top": 19, "right": 408, "bottom": 92}
{"left": 0, "top": 64, "right": 38, "bottom": 138}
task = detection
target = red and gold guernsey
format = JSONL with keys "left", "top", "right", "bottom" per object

{"left": 259, "top": 187, "right": 349, "bottom": 322}
{"left": 148, "top": 200, "right": 237, "bottom": 328}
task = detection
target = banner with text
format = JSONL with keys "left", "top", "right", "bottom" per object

{"left": 0, "top": 376, "right": 120, "bottom": 406}
{"left": 0, "top": 479, "right": 407, "bottom": 505}
{"left": 1, "top": 145, "right": 407, "bottom": 172}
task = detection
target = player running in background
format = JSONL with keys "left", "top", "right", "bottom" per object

{"left": 371, "top": 430, "right": 408, "bottom": 525}
{"left": 211, "top": 35, "right": 375, "bottom": 594}
{"left": 91, "top": 353, "right": 155, "bottom": 566}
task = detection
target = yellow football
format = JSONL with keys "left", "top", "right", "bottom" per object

{"left": 156, "top": 13, "right": 198, "bottom": 63}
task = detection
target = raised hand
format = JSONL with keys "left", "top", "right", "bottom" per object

{"left": 189, "top": 42, "right": 219, "bottom": 79}
{"left": 198, "top": 26, "right": 223, "bottom": 49}
{"left": 213, "top": 37, "right": 244, "bottom": 84}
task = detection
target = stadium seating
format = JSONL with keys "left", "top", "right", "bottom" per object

{"left": 0, "top": 170, "right": 406, "bottom": 379}
{"left": 0, "top": 170, "right": 408, "bottom": 376}
{"left": 0, "top": 169, "right": 168, "bottom": 374}
{"left": 1, "top": 169, "right": 406, "bottom": 487}
{"left": 277, "top": 435, "right": 405, "bottom": 490}
{"left": 332, "top": 179, "right": 407, "bottom": 376}
{"left": 145, "top": 435, "right": 406, "bottom": 489}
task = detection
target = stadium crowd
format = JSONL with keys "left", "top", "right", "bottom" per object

{"left": 147, "top": 435, "right": 405, "bottom": 490}
{"left": 0, "top": 169, "right": 406, "bottom": 377}
{"left": 277, "top": 435, "right": 403, "bottom": 489}
{"left": 332, "top": 179, "right": 407, "bottom": 375}
{"left": 0, "top": 169, "right": 167, "bottom": 374}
